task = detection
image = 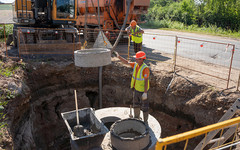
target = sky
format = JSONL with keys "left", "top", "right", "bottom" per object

{"left": 0, "top": 0, "right": 14, "bottom": 3}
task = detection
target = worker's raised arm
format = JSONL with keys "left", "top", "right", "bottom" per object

{"left": 125, "top": 26, "right": 131, "bottom": 35}
{"left": 113, "top": 51, "right": 130, "bottom": 65}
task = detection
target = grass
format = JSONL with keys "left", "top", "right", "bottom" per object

{"left": 0, "top": 60, "right": 20, "bottom": 77}
{"left": 0, "top": 24, "right": 13, "bottom": 42}
{"left": 0, "top": 4, "right": 12, "bottom": 10}
{"left": 140, "top": 20, "right": 240, "bottom": 39}
{"left": 0, "top": 95, "right": 9, "bottom": 130}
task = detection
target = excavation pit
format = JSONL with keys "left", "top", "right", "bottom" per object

{"left": 110, "top": 118, "right": 150, "bottom": 150}
{"left": 61, "top": 108, "right": 109, "bottom": 150}
{"left": 74, "top": 48, "right": 111, "bottom": 67}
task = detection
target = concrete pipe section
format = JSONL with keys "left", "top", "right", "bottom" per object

{"left": 110, "top": 118, "right": 150, "bottom": 150}
{"left": 74, "top": 48, "right": 111, "bottom": 67}
{"left": 95, "top": 107, "right": 161, "bottom": 150}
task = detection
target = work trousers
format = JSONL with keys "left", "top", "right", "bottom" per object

{"left": 133, "top": 42, "right": 142, "bottom": 53}
{"left": 133, "top": 90, "right": 149, "bottom": 123}
{"left": 133, "top": 90, "right": 149, "bottom": 112}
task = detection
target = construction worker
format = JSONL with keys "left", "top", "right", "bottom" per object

{"left": 114, "top": 51, "right": 150, "bottom": 123}
{"left": 126, "top": 20, "right": 144, "bottom": 53}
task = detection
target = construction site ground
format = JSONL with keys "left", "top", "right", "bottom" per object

{"left": 0, "top": 30, "right": 240, "bottom": 149}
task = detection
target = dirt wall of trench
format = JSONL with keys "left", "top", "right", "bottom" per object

{"left": 2, "top": 57, "right": 240, "bottom": 150}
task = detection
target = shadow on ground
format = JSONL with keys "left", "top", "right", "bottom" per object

{"left": 115, "top": 42, "right": 171, "bottom": 66}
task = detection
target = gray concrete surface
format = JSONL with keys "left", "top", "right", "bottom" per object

{"left": 95, "top": 107, "right": 161, "bottom": 150}
{"left": 74, "top": 48, "right": 111, "bottom": 67}
{"left": 110, "top": 118, "right": 150, "bottom": 150}
{"left": 93, "top": 31, "right": 113, "bottom": 49}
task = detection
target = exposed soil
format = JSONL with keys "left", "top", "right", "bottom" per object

{"left": 1, "top": 6, "right": 240, "bottom": 149}
{"left": 0, "top": 45, "right": 240, "bottom": 149}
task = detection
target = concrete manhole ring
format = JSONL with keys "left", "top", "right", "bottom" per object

{"left": 110, "top": 118, "right": 150, "bottom": 150}
{"left": 74, "top": 48, "right": 111, "bottom": 67}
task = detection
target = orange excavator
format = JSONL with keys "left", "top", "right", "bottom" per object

{"left": 12, "top": 0, "right": 150, "bottom": 51}
{"left": 76, "top": 0, "right": 149, "bottom": 29}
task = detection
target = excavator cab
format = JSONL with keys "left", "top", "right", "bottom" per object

{"left": 12, "top": 0, "right": 80, "bottom": 53}
{"left": 52, "top": 0, "right": 77, "bottom": 25}
{"left": 13, "top": 0, "right": 77, "bottom": 26}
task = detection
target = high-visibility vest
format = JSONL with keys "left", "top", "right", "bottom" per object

{"left": 130, "top": 25, "right": 143, "bottom": 43}
{"left": 131, "top": 62, "right": 150, "bottom": 92}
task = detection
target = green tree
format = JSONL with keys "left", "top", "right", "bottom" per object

{"left": 145, "top": 0, "right": 240, "bottom": 31}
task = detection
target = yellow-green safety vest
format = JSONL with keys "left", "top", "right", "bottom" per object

{"left": 131, "top": 62, "right": 150, "bottom": 92}
{"left": 130, "top": 25, "right": 143, "bottom": 43}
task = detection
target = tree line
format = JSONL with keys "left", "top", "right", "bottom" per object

{"left": 145, "top": 0, "right": 240, "bottom": 31}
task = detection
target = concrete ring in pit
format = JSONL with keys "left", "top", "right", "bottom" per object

{"left": 110, "top": 118, "right": 150, "bottom": 150}
{"left": 74, "top": 48, "right": 111, "bottom": 67}
{"left": 95, "top": 107, "right": 161, "bottom": 150}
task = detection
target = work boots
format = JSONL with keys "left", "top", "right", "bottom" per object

{"left": 143, "top": 111, "right": 149, "bottom": 124}
{"left": 134, "top": 108, "right": 148, "bottom": 123}
{"left": 134, "top": 107, "right": 140, "bottom": 119}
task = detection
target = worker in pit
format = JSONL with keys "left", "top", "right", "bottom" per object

{"left": 126, "top": 20, "right": 144, "bottom": 53}
{"left": 114, "top": 51, "right": 150, "bottom": 123}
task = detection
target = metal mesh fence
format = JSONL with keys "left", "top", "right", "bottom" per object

{"left": 176, "top": 37, "right": 237, "bottom": 88}
{"left": 176, "top": 37, "right": 234, "bottom": 73}
{"left": 78, "top": 28, "right": 128, "bottom": 48}
{"left": 1, "top": 25, "right": 239, "bottom": 89}
{"left": 17, "top": 27, "right": 81, "bottom": 58}
{"left": 0, "top": 25, "right": 5, "bottom": 53}
{"left": 113, "top": 32, "right": 238, "bottom": 89}
{"left": 0, "top": 24, "right": 14, "bottom": 58}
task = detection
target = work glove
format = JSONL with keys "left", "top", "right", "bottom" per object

{"left": 142, "top": 93, "right": 147, "bottom": 101}
{"left": 112, "top": 51, "right": 119, "bottom": 58}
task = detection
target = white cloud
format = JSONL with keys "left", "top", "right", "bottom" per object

{"left": 0, "top": 0, "right": 15, "bottom": 3}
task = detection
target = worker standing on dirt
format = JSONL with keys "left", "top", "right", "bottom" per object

{"left": 114, "top": 51, "right": 150, "bottom": 123}
{"left": 126, "top": 20, "right": 144, "bottom": 53}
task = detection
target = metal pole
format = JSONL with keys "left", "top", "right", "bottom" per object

{"left": 173, "top": 36, "right": 178, "bottom": 72}
{"left": 97, "top": 0, "right": 103, "bottom": 108}
{"left": 99, "top": 66, "right": 102, "bottom": 108}
{"left": 227, "top": 45, "right": 235, "bottom": 89}
{"left": 74, "top": 90, "right": 80, "bottom": 125}
{"left": 236, "top": 73, "right": 240, "bottom": 91}
{"left": 128, "top": 36, "right": 130, "bottom": 60}
{"left": 18, "top": 28, "right": 21, "bottom": 58}
{"left": 73, "top": 31, "right": 75, "bottom": 58}
{"left": 3, "top": 24, "right": 8, "bottom": 57}
{"left": 78, "top": 29, "right": 82, "bottom": 46}
{"left": 97, "top": 0, "right": 100, "bottom": 29}
{"left": 84, "top": 0, "right": 88, "bottom": 42}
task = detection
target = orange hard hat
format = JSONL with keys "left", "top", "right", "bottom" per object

{"left": 135, "top": 51, "right": 146, "bottom": 59}
{"left": 130, "top": 20, "right": 137, "bottom": 27}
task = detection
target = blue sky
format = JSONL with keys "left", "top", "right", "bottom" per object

{"left": 0, "top": 0, "right": 15, "bottom": 3}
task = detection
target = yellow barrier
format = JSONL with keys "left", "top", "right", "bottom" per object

{"left": 156, "top": 116, "right": 240, "bottom": 150}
